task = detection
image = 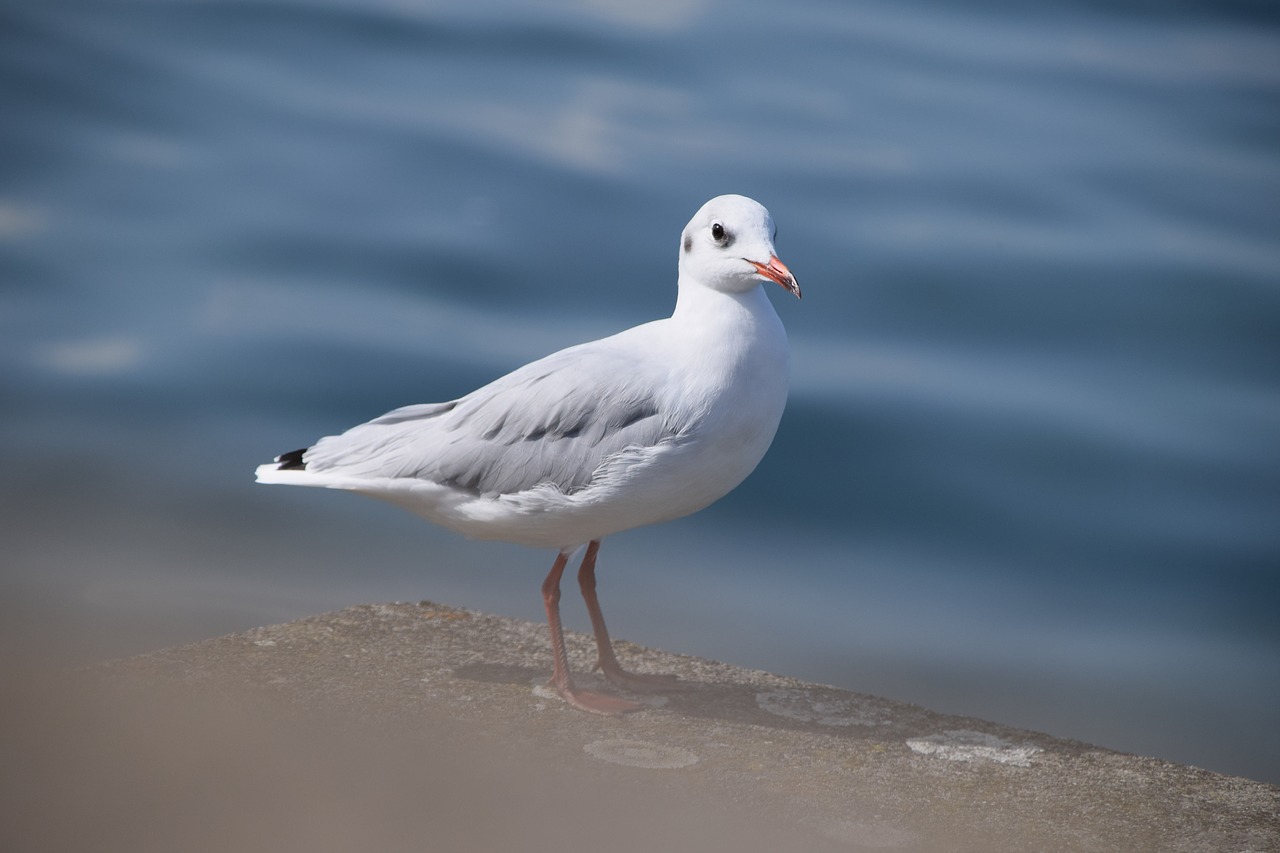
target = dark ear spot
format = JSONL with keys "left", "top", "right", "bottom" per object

{"left": 682, "top": 234, "right": 692, "bottom": 252}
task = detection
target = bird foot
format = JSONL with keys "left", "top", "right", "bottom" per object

{"left": 550, "top": 680, "right": 645, "bottom": 715}
{"left": 598, "top": 662, "right": 684, "bottom": 694}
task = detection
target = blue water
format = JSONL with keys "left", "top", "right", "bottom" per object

{"left": 3, "top": 0, "right": 1278, "bottom": 783}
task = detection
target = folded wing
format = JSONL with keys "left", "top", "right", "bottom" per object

{"left": 299, "top": 342, "right": 684, "bottom": 498}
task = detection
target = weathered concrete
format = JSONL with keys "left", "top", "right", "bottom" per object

{"left": 7, "top": 601, "right": 1276, "bottom": 852}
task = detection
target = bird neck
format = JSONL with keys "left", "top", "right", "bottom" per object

{"left": 672, "top": 277, "right": 774, "bottom": 326}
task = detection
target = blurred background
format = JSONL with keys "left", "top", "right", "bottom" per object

{"left": 2, "top": 0, "right": 1277, "bottom": 783}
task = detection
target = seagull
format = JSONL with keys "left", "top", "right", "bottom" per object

{"left": 256, "top": 194, "right": 800, "bottom": 714}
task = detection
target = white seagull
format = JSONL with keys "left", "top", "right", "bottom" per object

{"left": 256, "top": 194, "right": 800, "bottom": 714}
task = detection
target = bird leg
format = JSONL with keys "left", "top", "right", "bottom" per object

{"left": 576, "top": 540, "right": 682, "bottom": 693}
{"left": 541, "top": 550, "right": 642, "bottom": 714}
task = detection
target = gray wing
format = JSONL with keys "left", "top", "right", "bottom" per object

{"left": 302, "top": 342, "right": 683, "bottom": 497}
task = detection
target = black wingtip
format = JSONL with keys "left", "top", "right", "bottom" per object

{"left": 275, "top": 448, "right": 308, "bottom": 470}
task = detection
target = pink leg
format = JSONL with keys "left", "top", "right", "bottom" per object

{"left": 577, "top": 540, "right": 681, "bottom": 693}
{"left": 541, "top": 550, "right": 642, "bottom": 714}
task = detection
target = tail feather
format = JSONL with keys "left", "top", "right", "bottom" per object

{"left": 255, "top": 447, "right": 311, "bottom": 484}
{"left": 276, "top": 448, "right": 308, "bottom": 470}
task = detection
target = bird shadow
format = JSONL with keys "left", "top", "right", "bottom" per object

{"left": 450, "top": 661, "right": 959, "bottom": 744}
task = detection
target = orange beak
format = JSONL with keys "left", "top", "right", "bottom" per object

{"left": 750, "top": 256, "right": 801, "bottom": 300}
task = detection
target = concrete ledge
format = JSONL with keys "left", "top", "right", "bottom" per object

{"left": 9, "top": 601, "right": 1277, "bottom": 852}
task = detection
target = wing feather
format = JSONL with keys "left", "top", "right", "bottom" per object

{"left": 301, "top": 341, "right": 685, "bottom": 497}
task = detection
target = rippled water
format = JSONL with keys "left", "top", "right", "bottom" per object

{"left": 3, "top": 0, "right": 1278, "bottom": 782}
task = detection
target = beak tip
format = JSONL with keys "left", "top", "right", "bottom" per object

{"left": 752, "top": 256, "right": 801, "bottom": 301}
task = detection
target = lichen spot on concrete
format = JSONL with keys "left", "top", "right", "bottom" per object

{"left": 906, "top": 730, "right": 1043, "bottom": 767}
{"left": 583, "top": 739, "right": 698, "bottom": 769}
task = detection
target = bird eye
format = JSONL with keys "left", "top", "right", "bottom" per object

{"left": 710, "top": 221, "right": 726, "bottom": 243}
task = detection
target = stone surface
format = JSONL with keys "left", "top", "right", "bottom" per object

{"left": 6, "top": 601, "right": 1277, "bottom": 852}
